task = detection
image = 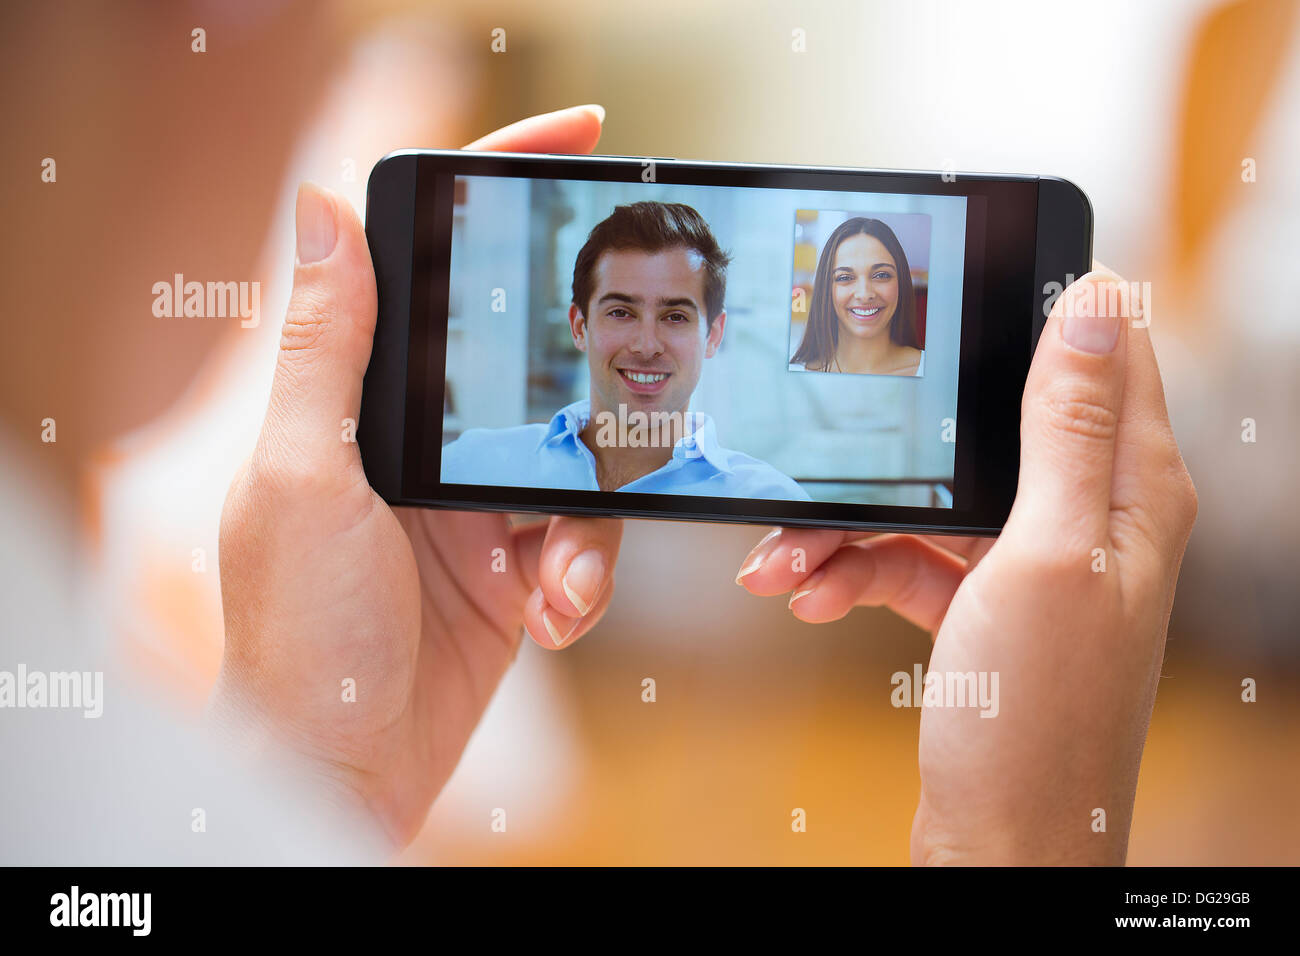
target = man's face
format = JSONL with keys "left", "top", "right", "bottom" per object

{"left": 570, "top": 246, "right": 726, "bottom": 419}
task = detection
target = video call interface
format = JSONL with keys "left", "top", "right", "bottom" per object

{"left": 433, "top": 173, "right": 971, "bottom": 508}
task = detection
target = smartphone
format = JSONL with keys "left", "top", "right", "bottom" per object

{"left": 360, "top": 150, "right": 1091, "bottom": 535}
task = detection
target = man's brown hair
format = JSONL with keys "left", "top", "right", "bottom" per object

{"left": 571, "top": 201, "right": 732, "bottom": 327}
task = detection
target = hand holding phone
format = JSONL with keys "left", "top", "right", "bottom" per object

{"left": 214, "top": 104, "right": 1176, "bottom": 866}
{"left": 213, "top": 107, "right": 622, "bottom": 854}
{"left": 735, "top": 267, "right": 1198, "bottom": 864}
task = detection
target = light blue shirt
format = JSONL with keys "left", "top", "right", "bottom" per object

{"left": 441, "top": 399, "right": 811, "bottom": 501}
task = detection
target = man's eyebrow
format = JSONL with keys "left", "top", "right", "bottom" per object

{"left": 596, "top": 292, "right": 701, "bottom": 311}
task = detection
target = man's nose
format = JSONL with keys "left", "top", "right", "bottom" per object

{"left": 629, "top": 318, "right": 664, "bottom": 354}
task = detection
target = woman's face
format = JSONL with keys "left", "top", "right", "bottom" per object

{"left": 830, "top": 232, "right": 899, "bottom": 343}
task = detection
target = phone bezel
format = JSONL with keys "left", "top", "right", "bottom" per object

{"left": 360, "top": 150, "right": 1091, "bottom": 536}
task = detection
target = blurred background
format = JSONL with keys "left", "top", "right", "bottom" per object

{"left": 2, "top": 0, "right": 1297, "bottom": 864}
{"left": 444, "top": 176, "right": 960, "bottom": 504}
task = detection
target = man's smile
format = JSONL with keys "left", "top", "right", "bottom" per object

{"left": 617, "top": 367, "right": 671, "bottom": 394}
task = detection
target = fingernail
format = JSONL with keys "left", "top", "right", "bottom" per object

{"left": 579, "top": 103, "right": 606, "bottom": 124}
{"left": 788, "top": 570, "right": 825, "bottom": 609}
{"left": 296, "top": 183, "right": 337, "bottom": 265}
{"left": 735, "top": 528, "right": 782, "bottom": 585}
{"left": 1061, "top": 282, "right": 1121, "bottom": 354}
{"left": 561, "top": 549, "right": 605, "bottom": 616}
{"left": 542, "top": 608, "right": 578, "bottom": 647}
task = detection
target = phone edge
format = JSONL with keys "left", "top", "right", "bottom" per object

{"left": 1032, "top": 176, "right": 1095, "bottom": 355}
{"left": 358, "top": 152, "right": 418, "bottom": 504}
{"left": 363, "top": 152, "right": 1085, "bottom": 536}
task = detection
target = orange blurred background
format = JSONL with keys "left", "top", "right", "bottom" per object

{"left": 3, "top": 0, "right": 1297, "bottom": 864}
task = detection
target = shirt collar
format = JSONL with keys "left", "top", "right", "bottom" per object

{"left": 537, "top": 400, "right": 591, "bottom": 450}
{"left": 536, "top": 399, "right": 734, "bottom": 476}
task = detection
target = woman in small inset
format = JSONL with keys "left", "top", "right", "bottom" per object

{"left": 791, "top": 217, "right": 924, "bottom": 376}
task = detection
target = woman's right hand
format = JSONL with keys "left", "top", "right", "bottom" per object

{"left": 212, "top": 107, "right": 622, "bottom": 854}
{"left": 735, "top": 268, "right": 1197, "bottom": 864}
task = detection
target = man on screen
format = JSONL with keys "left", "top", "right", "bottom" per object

{"left": 442, "top": 201, "right": 809, "bottom": 500}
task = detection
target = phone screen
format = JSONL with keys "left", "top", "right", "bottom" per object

{"left": 395, "top": 154, "right": 1042, "bottom": 532}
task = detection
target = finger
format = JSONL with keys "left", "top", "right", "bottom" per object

{"left": 1118, "top": 301, "right": 1169, "bottom": 433}
{"left": 510, "top": 519, "right": 548, "bottom": 593}
{"left": 786, "top": 535, "right": 966, "bottom": 633}
{"left": 734, "top": 528, "right": 989, "bottom": 597}
{"left": 919, "top": 534, "right": 997, "bottom": 576}
{"left": 534, "top": 516, "right": 623, "bottom": 619}
{"left": 464, "top": 104, "right": 605, "bottom": 154}
{"left": 734, "top": 526, "right": 872, "bottom": 595}
{"left": 255, "top": 183, "right": 374, "bottom": 491}
{"left": 915, "top": 535, "right": 989, "bottom": 560}
{"left": 522, "top": 574, "right": 616, "bottom": 650}
{"left": 524, "top": 512, "right": 621, "bottom": 651}
{"left": 1009, "top": 270, "right": 1131, "bottom": 552}
{"left": 1111, "top": 296, "right": 1199, "bottom": 555}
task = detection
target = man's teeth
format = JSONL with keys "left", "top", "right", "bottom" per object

{"left": 851, "top": 307, "right": 882, "bottom": 317}
{"left": 624, "top": 371, "right": 668, "bottom": 384}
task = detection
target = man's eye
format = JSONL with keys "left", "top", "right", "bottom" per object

{"left": 664, "top": 313, "right": 688, "bottom": 323}
{"left": 608, "top": 307, "right": 632, "bottom": 318}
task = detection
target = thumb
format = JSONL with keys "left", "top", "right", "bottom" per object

{"left": 1009, "top": 271, "right": 1131, "bottom": 548}
{"left": 256, "top": 183, "right": 376, "bottom": 488}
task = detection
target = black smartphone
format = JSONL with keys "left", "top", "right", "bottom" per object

{"left": 360, "top": 150, "right": 1091, "bottom": 535}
